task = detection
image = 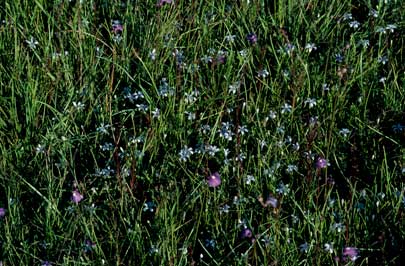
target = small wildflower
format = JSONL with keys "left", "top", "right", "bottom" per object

{"left": 342, "top": 247, "right": 360, "bottom": 262}
{"left": 225, "top": 34, "right": 236, "bottom": 43}
{"left": 299, "top": 242, "right": 310, "bottom": 253}
{"left": 219, "top": 204, "right": 230, "bottom": 214}
{"left": 149, "top": 48, "right": 157, "bottom": 60}
{"left": 284, "top": 43, "right": 295, "bottom": 55}
{"left": 204, "top": 239, "right": 216, "bottom": 248}
{"left": 0, "top": 208, "right": 5, "bottom": 218}
{"left": 257, "top": 69, "right": 269, "bottom": 78}
{"left": 339, "top": 128, "right": 351, "bottom": 137}
{"left": 184, "top": 111, "right": 196, "bottom": 121}
{"left": 96, "top": 124, "right": 111, "bottom": 135}
{"left": 276, "top": 183, "right": 290, "bottom": 195}
{"left": 379, "top": 77, "right": 387, "bottom": 84}
{"left": 205, "top": 144, "right": 220, "bottom": 156}
{"left": 83, "top": 240, "right": 96, "bottom": 253}
{"left": 377, "top": 55, "right": 388, "bottom": 65}
{"left": 245, "top": 175, "right": 255, "bottom": 185}
{"left": 335, "top": 53, "right": 344, "bottom": 63}
{"left": 207, "top": 172, "right": 221, "bottom": 188}
{"left": 266, "top": 110, "right": 276, "bottom": 120}
{"left": 349, "top": 20, "right": 360, "bottom": 29}
{"left": 41, "top": 261, "right": 52, "bottom": 266}
{"left": 149, "top": 245, "right": 159, "bottom": 254}
{"left": 71, "top": 189, "right": 84, "bottom": 204}
{"left": 152, "top": 108, "right": 160, "bottom": 119}
{"left": 25, "top": 36, "right": 39, "bottom": 49}
{"left": 331, "top": 222, "right": 345, "bottom": 233}
{"left": 258, "top": 194, "right": 278, "bottom": 208}
{"left": 238, "top": 49, "right": 248, "bottom": 57}
{"left": 35, "top": 144, "right": 46, "bottom": 154}
{"left": 179, "top": 146, "right": 193, "bottom": 162}
{"left": 201, "top": 124, "right": 211, "bottom": 134}
{"left": 368, "top": 9, "right": 378, "bottom": 18}
{"left": 342, "top": 13, "right": 352, "bottom": 21}
{"left": 136, "top": 104, "right": 148, "bottom": 112}
{"left": 392, "top": 123, "right": 405, "bottom": 133}
{"left": 100, "top": 142, "right": 114, "bottom": 151}
{"left": 240, "top": 228, "right": 253, "bottom": 239}
{"left": 112, "top": 20, "right": 123, "bottom": 34}
{"left": 385, "top": 24, "right": 397, "bottom": 33}
{"left": 304, "top": 98, "right": 317, "bottom": 108}
{"left": 376, "top": 26, "right": 386, "bottom": 33}
{"left": 323, "top": 243, "right": 334, "bottom": 254}
{"left": 246, "top": 33, "right": 257, "bottom": 44}
{"left": 358, "top": 39, "right": 370, "bottom": 48}
{"left": 143, "top": 201, "right": 156, "bottom": 212}
{"left": 316, "top": 157, "right": 328, "bottom": 169}
{"left": 201, "top": 54, "right": 212, "bottom": 64}
{"left": 156, "top": 0, "right": 172, "bottom": 7}
{"left": 305, "top": 43, "right": 317, "bottom": 52}
{"left": 72, "top": 101, "right": 85, "bottom": 111}
{"left": 322, "top": 83, "right": 330, "bottom": 91}
{"left": 237, "top": 125, "right": 249, "bottom": 135}
{"left": 286, "top": 164, "right": 298, "bottom": 173}
{"left": 281, "top": 103, "right": 292, "bottom": 114}
{"left": 228, "top": 81, "right": 241, "bottom": 94}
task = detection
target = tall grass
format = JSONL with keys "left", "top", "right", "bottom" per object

{"left": 0, "top": 0, "right": 404, "bottom": 265}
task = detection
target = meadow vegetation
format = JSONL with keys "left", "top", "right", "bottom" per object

{"left": 0, "top": 0, "right": 404, "bottom": 265}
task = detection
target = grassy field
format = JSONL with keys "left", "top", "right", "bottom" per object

{"left": 0, "top": 0, "right": 404, "bottom": 265}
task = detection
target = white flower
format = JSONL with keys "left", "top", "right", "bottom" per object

{"left": 281, "top": 103, "right": 292, "bottom": 114}
{"left": 299, "top": 242, "right": 310, "bottom": 253}
{"left": 179, "top": 146, "right": 193, "bottom": 162}
{"left": 304, "top": 98, "right": 317, "bottom": 108}
{"left": 305, "top": 43, "right": 317, "bottom": 52}
{"left": 245, "top": 175, "right": 255, "bottom": 185}
{"left": 25, "top": 36, "right": 39, "bottom": 49}
{"left": 324, "top": 242, "right": 334, "bottom": 253}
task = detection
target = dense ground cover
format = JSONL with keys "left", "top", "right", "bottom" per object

{"left": 0, "top": 0, "right": 404, "bottom": 265}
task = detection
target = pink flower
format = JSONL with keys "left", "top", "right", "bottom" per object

{"left": 157, "top": 0, "right": 172, "bottom": 7}
{"left": 240, "top": 228, "right": 253, "bottom": 239}
{"left": 316, "top": 157, "right": 328, "bottom": 169}
{"left": 71, "top": 190, "right": 84, "bottom": 204}
{"left": 342, "top": 247, "right": 360, "bottom": 262}
{"left": 206, "top": 172, "right": 221, "bottom": 188}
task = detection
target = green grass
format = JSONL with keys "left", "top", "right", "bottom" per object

{"left": 0, "top": 0, "right": 404, "bottom": 265}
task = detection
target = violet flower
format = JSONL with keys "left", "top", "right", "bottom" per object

{"left": 71, "top": 189, "right": 84, "bottom": 204}
{"left": 240, "top": 228, "right": 253, "bottom": 239}
{"left": 342, "top": 247, "right": 360, "bottom": 262}
{"left": 316, "top": 157, "right": 328, "bottom": 169}
{"left": 0, "top": 208, "right": 5, "bottom": 218}
{"left": 157, "top": 0, "right": 172, "bottom": 7}
{"left": 206, "top": 172, "right": 221, "bottom": 188}
{"left": 246, "top": 33, "right": 257, "bottom": 44}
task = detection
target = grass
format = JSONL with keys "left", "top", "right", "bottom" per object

{"left": 0, "top": 0, "right": 404, "bottom": 265}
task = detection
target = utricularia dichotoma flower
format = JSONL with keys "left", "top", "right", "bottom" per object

{"left": 71, "top": 189, "right": 84, "bottom": 204}
{"left": 207, "top": 172, "right": 221, "bottom": 188}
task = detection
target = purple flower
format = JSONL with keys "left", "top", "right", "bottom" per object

{"left": 0, "top": 208, "right": 5, "bottom": 218}
{"left": 207, "top": 172, "right": 221, "bottom": 188}
{"left": 112, "top": 20, "right": 123, "bottom": 34}
{"left": 71, "top": 189, "right": 84, "bottom": 204}
{"left": 157, "top": 0, "right": 172, "bottom": 7}
{"left": 246, "top": 33, "right": 257, "bottom": 44}
{"left": 84, "top": 240, "right": 96, "bottom": 252}
{"left": 41, "top": 261, "right": 52, "bottom": 266}
{"left": 316, "top": 157, "right": 328, "bottom": 169}
{"left": 258, "top": 195, "right": 279, "bottom": 208}
{"left": 342, "top": 247, "right": 360, "bottom": 261}
{"left": 240, "top": 228, "right": 253, "bottom": 239}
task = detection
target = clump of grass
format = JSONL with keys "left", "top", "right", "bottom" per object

{"left": 0, "top": 0, "right": 404, "bottom": 265}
